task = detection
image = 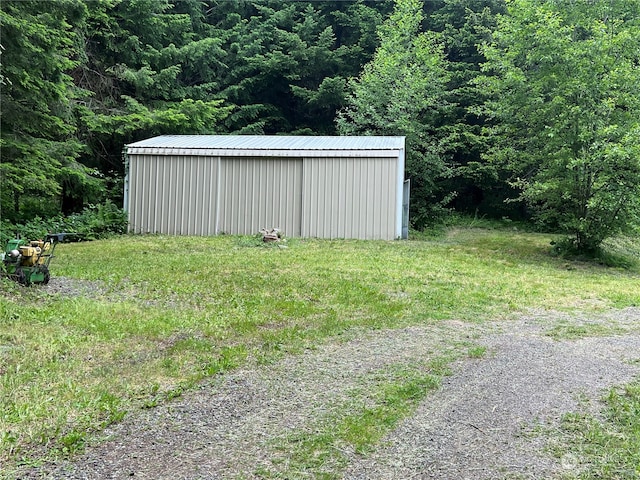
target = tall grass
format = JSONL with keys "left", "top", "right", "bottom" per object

{"left": 1, "top": 228, "right": 639, "bottom": 468}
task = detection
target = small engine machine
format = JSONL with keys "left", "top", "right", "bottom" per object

{"left": 2, "top": 233, "right": 71, "bottom": 286}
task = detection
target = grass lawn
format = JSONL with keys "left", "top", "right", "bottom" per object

{"left": 1, "top": 226, "right": 639, "bottom": 471}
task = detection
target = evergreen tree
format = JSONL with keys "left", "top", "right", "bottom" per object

{"left": 72, "top": 0, "right": 233, "bottom": 204}
{"left": 427, "top": 0, "right": 510, "bottom": 217}
{"left": 0, "top": 0, "right": 97, "bottom": 220}
{"left": 217, "top": 1, "right": 391, "bottom": 134}
{"left": 337, "top": 0, "right": 451, "bottom": 228}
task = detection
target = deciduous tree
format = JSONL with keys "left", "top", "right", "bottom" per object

{"left": 479, "top": 0, "right": 640, "bottom": 252}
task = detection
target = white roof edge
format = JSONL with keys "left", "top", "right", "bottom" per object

{"left": 126, "top": 147, "right": 403, "bottom": 158}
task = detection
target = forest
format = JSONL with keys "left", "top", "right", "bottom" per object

{"left": 1, "top": 0, "right": 639, "bottom": 252}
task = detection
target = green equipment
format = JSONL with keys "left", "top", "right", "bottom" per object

{"left": 2, "top": 233, "right": 71, "bottom": 286}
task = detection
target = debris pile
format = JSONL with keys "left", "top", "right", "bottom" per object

{"left": 259, "top": 228, "right": 283, "bottom": 243}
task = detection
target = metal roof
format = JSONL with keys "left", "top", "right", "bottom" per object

{"left": 127, "top": 135, "right": 405, "bottom": 151}
{"left": 125, "top": 135, "right": 405, "bottom": 158}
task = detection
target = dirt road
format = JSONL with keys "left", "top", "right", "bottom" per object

{"left": 12, "top": 308, "right": 640, "bottom": 479}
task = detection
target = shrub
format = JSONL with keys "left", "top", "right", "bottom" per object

{"left": 0, "top": 201, "right": 128, "bottom": 246}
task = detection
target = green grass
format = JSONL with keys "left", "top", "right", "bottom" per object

{"left": 556, "top": 381, "right": 640, "bottom": 479}
{"left": 545, "top": 321, "right": 629, "bottom": 340}
{"left": 1, "top": 228, "right": 639, "bottom": 471}
{"left": 261, "top": 357, "right": 454, "bottom": 479}
{"left": 466, "top": 345, "right": 488, "bottom": 358}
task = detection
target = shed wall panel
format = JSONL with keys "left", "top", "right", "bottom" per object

{"left": 128, "top": 155, "right": 218, "bottom": 235}
{"left": 219, "top": 158, "right": 302, "bottom": 236}
{"left": 126, "top": 136, "right": 404, "bottom": 241}
{"left": 301, "top": 157, "right": 397, "bottom": 240}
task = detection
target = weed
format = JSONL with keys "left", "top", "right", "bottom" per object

{"left": 467, "top": 345, "right": 487, "bottom": 358}
{"left": 59, "top": 430, "right": 86, "bottom": 455}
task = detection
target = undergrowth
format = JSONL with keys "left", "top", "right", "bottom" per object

{"left": 0, "top": 201, "right": 127, "bottom": 245}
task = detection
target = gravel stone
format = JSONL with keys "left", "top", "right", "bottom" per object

{"left": 344, "top": 313, "right": 640, "bottom": 479}
{"left": 9, "top": 308, "right": 640, "bottom": 480}
{"left": 41, "top": 277, "right": 110, "bottom": 297}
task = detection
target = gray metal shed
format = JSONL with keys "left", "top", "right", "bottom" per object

{"left": 124, "top": 135, "right": 408, "bottom": 240}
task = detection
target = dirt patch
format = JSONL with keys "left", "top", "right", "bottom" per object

{"left": 42, "top": 277, "right": 110, "bottom": 298}
{"left": 9, "top": 308, "right": 640, "bottom": 480}
{"left": 2, "top": 276, "right": 110, "bottom": 301}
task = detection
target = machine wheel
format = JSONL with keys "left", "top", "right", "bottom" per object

{"left": 41, "top": 265, "right": 50, "bottom": 285}
{"left": 15, "top": 268, "right": 29, "bottom": 286}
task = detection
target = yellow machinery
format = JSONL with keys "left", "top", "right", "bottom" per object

{"left": 2, "top": 233, "right": 72, "bottom": 285}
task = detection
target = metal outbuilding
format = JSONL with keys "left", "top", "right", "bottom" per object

{"left": 124, "top": 135, "right": 408, "bottom": 240}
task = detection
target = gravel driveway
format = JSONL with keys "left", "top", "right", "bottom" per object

{"left": 11, "top": 308, "right": 640, "bottom": 480}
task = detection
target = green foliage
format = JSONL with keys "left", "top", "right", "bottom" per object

{"left": 87, "top": 98, "right": 232, "bottom": 138}
{"left": 214, "top": 1, "right": 391, "bottom": 134}
{"left": 55, "top": 0, "right": 391, "bottom": 213}
{"left": 428, "top": 0, "right": 512, "bottom": 218}
{"left": 0, "top": 201, "right": 127, "bottom": 245}
{"left": 478, "top": 0, "right": 640, "bottom": 252}
{"left": 0, "top": 0, "right": 92, "bottom": 220}
{"left": 3, "top": 0, "right": 639, "bottom": 238}
{"left": 337, "top": 0, "right": 453, "bottom": 228}
{"left": 69, "top": 201, "right": 128, "bottom": 239}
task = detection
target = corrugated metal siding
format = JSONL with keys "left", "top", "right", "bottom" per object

{"left": 128, "top": 155, "right": 218, "bottom": 235}
{"left": 218, "top": 158, "right": 302, "bottom": 236}
{"left": 301, "top": 157, "right": 397, "bottom": 240}
{"left": 126, "top": 136, "right": 405, "bottom": 240}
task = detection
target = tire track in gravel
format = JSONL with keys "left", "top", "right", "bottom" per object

{"left": 11, "top": 308, "right": 640, "bottom": 480}
{"left": 344, "top": 309, "right": 640, "bottom": 479}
